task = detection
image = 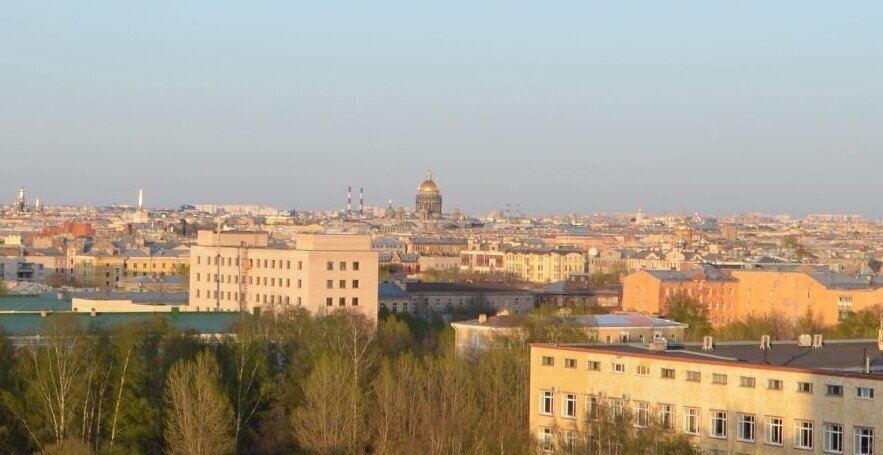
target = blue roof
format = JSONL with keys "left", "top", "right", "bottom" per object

{"left": 379, "top": 282, "right": 409, "bottom": 298}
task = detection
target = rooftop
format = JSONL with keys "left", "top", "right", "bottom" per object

{"left": 537, "top": 339, "right": 883, "bottom": 378}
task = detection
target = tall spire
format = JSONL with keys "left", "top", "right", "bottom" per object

{"left": 138, "top": 188, "right": 143, "bottom": 210}
{"left": 426, "top": 169, "right": 432, "bottom": 181}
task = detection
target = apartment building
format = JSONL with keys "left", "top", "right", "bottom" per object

{"left": 623, "top": 267, "right": 883, "bottom": 327}
{"left": 530, "top": 336, "right": 883, "bottom": 454}
{"left": 189, "top": 230, "right": 378, "bottom": 321}
{"left": 622, "top": 265, "right": 739, "bottom": 325}
{"left": 504, "top": 246, "right": 586, "bottom": 284}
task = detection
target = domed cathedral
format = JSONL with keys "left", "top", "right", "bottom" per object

{"left": 415, "top": 169, "right": 443, "bottom": 219}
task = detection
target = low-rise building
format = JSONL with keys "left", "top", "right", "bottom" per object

{"left": 530, "top": 335, "right": 883, "bottom": 454}
{"left": 504, "top": 246, "right": 586, "bottom": 284}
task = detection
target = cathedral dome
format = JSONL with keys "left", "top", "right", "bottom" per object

{"left": 417, "top": 170, "right": 439, "bottom": 194}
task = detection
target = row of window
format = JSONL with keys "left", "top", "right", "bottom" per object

{"left": 197, "top": 273, "right": 303, "bottom": 288}
{"left": 537, "top": 393, "right": 875, "bottom": 454}
{"left": 325, "top": 297, "right": 359, "bottom": 307}
{"left": 326, "top": 279, "right": 360, "bottom": 289}
{"left": 195, "top": 290, "right": 300, "bottom": 306}
{"left": 197, "top": 256, "right": 361, "bottom": 272}
{"left": 542, "top": 356, "right": 876, "bottom": 399}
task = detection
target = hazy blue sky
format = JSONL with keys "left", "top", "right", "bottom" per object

{"left": 2, "top": 1, "right": 882, "bottom": 217}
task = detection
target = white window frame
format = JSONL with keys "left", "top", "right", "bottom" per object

{"left": 710, "top": 410, "right": 728, "bottom": 439}
{"left": 611, "top": 362, "right": 625, "bottom": 373}
{"left": 539, "top": 427, "right": 553, "bottom": 451}
{"left": 823, "top": 422, "right": 843, "bottom": 454}
{"left": 856, "top": 387, "right": 875, "bottom": 399}
{"left": 854, "top": 427, "right": 874, "bottom": 455}
{"left": 563, "top": 393, "right": 577, "bottom": 419}
{"left": 633, "top": 401, "right": 650, "bottom": 428}
{"left": 658, "top": 404, "right": 674, "bottom": 430}
{"left": 794, "top": 420, "right": 814, "bottom": 450}
{"left": 684, "top": 407, "right": 701, "bottom": 435}
{"left": 539, "top": 390, "right": 554, "bottom": 415}
{"left": 737, "top": 413, "right": 756, "bottom": 442}
{"left": 765, "top": 416, "right": 784, "bottom": 446}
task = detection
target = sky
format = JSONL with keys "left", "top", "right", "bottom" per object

{"left": 2, "top": 1, "right": 882, "bottom": 217}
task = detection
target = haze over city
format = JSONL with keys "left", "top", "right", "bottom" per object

{"left": 3, "top": 1, "right": 883, "bottom": 216}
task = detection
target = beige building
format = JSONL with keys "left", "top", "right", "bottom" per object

{"left": 189, "top": 230, "right": 379, "bottom": 321}
{"left": 504, "top": 246, "right": 586, "bottom": 284}
{"left": 530, "top": 336, "right": 883, "bottom": 454}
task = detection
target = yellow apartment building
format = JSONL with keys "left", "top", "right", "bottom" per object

{"left": 530, "top": 336, "right": 883, "bottom": 454}
{"left": 189, "top": 230, "right": 378, "bottom": 321}
{"left": 505, "top": 246, "right": 586, "bottom": 284}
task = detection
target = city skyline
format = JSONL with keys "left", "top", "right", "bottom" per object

{"left": 3, "top": 2, "right": 882, "bottom": 216}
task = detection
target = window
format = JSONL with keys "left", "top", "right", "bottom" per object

{"left": 798, "top": 382, "right": 814, "bottom": 394}
{"left": 352, "top": 279, "right": 359, "bottom": 289}
{"left": 298, "top": 279, "right": 302, "bottom": 288}
{"left": 712, "top": 374, "right": 728, "bottom": 385}
{"left": 564, "top": 358, "right": 577, "bottom": 369}
{"left": 837, "top": 296, "right": 853, "bottom": 321}
{"left": 658, "top": 404, "right": 674, "bottom": 429}
{"left": 684, "top": 407, "right": 701, "bottom": 435}
{"left": 539, "top": 391, "right": 554, "bottom": 415}
{"left": 587, "top": 395, "right": 599, "bottom": 421}
{"left": 633, "top": 401, "right": 650, "bottom": 428}
{"left": 339, "top": 297, "right": 346, "bottom": 306}
{"left": 327, "top": 261, "right": 333, "bottom": 270}
{"left": 541, "top": 356, "right": 554, "bottom": 366}
{"left": 636, "top": 365, "right": 650, "bottom": 376}
{"left": 610, "top": 398, "right": 623, "bottom": 421}
{"left": 766, "top": 417, "right": 784, "bottom": 446}
{"left": 326, "top": 280, "right": 333, "bottom": 289}
{"left": 352, "top": 297, "right": 359, "bottom": 306}
{"left": 738, "top": 414, "right": 756, "bottom": 442}
{"left": 587, "top": 361, "right": 601, "bottom": 371}
{"left": 563, "top": 393, "right": 577, "bottom": 418}
{"left": 660, "top": 368, "right": 675, "bottom": 379}
{"left": 353, "top": 261, "right": 360, "bottom": 271}
{"left": 563, "top": 430, "right": 576, "bottom": 451}
{"left": 298, "top": 261, "right": 302, "bottom": 270}
{"left": 795, "top": 420, "right": 814, "bottom": 449}
{"left": 856, "top": 387, "right": 875, "bottom": 399}
{"left": 339, "top": 261, "right": 346, "bottom": 271}
{"left": 854, "top": 427, "right": 874, "bottom": 455}
{"left": 826, "top": 384, "right": 844, "bottom": 397}
{"left": 339, "top": 279, "right": 346, "bottom": 289}
{"left": 326, "top": 297, "right": 332, "bottom": 307}
{"left": 768, "top": 379, "right": 783, "bottom": 390}
{"left": 710, "top": 411, "right": 727, "bottom": 438}
{"left": 740, "top": 376, "right": 756, "bottom": 388}
{"left": 823, "top": 423, "right": 843, "bottom": 454}
{"left": 539, "top": 427, "right": 553, "bottom": 451}
{"left": 612, "top": 363, "right": 625, "bottom": 373}
{"left": 686, "top": 371, "right": 701, "bottom": 382}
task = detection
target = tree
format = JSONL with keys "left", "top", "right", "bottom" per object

{"left": 0, "top": 281, "right": 7, "bottom": 295}
{"left": 832, "top": 305, "right": 883, "bottom": 339}
{"left": 291, "top": 354, "right": 364, "bottom": 453}
{"left": 6, "top": 315, "right": 97, "bottom": 450}
{"left": 164, "top": 350, "right": 234, "bottom": 455}
{"left": 664, "top": 292, "right": 711, "bottom": 341}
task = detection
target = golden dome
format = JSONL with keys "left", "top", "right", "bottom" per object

{"left": 417, "top": 169, "right": 439, "bottom": 194}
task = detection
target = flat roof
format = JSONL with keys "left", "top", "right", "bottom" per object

{"left": 0, "top": 311, "right": 244, "bottom": 335}
{"left": 533, "top": 339, "right": 883, "bottom": 379}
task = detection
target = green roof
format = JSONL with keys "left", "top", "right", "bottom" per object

{"left": 0, "top": 294, "right": 71, "bottom": 312}
{"left": 0, "top": 311, "right": 244, "bottom": 336}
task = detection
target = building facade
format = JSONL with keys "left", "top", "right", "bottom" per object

{"left": 189, "top": 230, "right": 379, "bottom": 321}
{"left": 530, "top": 338, "right": 883, "bottom": 454}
